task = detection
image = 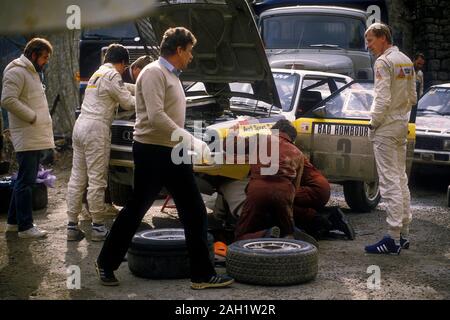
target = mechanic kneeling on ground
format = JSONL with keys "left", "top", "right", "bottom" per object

{"left": 293, "top": 157, "right": 355, "bottom": 241}
{"left": 210, "top": 124, "right": 355, "bottom": 244}
{"left": 233, "top": 120, "right": 307, "bottom": 241}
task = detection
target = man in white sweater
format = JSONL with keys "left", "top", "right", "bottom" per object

{"left": 96, "top": 27, "right": 233, "bottom": 289}
{"left": 1, "top": 38, "right": 54, "bottom": 239}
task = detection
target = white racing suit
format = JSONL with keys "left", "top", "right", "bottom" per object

{"left": 369, "top": 46, "right": 417, "bottom": 239}
{"left": 67, "top": 63, "right": 135, "bottom": 224}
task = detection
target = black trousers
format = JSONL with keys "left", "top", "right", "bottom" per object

{"left": 97, "top": 141, "right": 215, "bottom": 282}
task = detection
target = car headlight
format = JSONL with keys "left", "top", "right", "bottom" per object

{"left": 443, "top": 140, "right": 450, "bottom": 151}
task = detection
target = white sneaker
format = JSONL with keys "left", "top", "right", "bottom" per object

{"left": 92, "top": 224, "right": 108, "bottom": 242}
{"left": 6, "top": 224, "right": 18, "bottom": 232}
{"left": 18, "top": 226, "right": 48, "bottom": 239}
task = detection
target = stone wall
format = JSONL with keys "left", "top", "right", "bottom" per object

{"left": 387, "top": 0, "right": 450, "bottom": 87}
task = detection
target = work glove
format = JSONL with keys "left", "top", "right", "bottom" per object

{"left": 192, "top": 137, "right": 213, "bottom": 165}
{"left": 178, "top": 128, "right": 212, "bottom": 164}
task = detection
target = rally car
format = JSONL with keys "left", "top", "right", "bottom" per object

{"left": 108, "top": 0, "right": 416, "bottom": 212}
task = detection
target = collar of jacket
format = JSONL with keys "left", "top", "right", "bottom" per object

{"left": 15, "top": 54, "right": 37, "bottom": 74}
{"left": 159, "top": 57, "right": 182, "bottom": 77}
{"left": 382, "top": 46, "right": 399, "bottom": 57}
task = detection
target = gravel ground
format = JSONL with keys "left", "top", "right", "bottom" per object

{"left": 0, "top": 151, "right": 449, "bottom": 300}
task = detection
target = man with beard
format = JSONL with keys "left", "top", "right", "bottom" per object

{"left": 1, "top": 38, "right": 54, "bottom": 238}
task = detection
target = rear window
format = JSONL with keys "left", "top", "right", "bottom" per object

{"left": 82, "top": 22, "right": 138, "bottom": 39}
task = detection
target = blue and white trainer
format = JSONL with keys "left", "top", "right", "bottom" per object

{"left": 365, "top": 236, "right": 401, "bottom": 255}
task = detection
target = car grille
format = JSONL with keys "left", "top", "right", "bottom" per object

{"left": 415, "top": 136, "right": 443, "bottom": 151}
{"left": 111, "top": 125, "right": 134, "bottom": 146}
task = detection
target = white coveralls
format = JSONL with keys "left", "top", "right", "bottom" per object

{"left": 369, "top": 46, "right": 417, "bottom": 239}
{"left": 67, "top": 63, "right": 135, "bottom": 224}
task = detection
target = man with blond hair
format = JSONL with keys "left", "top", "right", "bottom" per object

{"left": 364, "top": 23, "right": 417, "bottom": 255}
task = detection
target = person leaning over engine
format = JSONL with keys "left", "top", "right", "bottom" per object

{"left": 66, "top": 44, "right": 135, "bottom": 242}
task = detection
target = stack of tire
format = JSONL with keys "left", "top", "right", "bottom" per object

{"left": 127, "top": 228, "right": 215, "bottom": 279}
{"left": 447, "top": 185, "right": 450, "bottom": 207}
{"left": 0, "top": 176, "right": 48, "bottom": 214}
{"left": 226, "top": 239, "right": 318, "bottom": 285}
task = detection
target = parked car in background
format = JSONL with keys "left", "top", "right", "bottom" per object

{"left": 259, "top": 5, "right": 374, "bottom": 80}
{"left": 414, "top": 83, "right": 450, "bottom": 168}
{"left": 412, "top": 83, "right": 450, "bottom": 206}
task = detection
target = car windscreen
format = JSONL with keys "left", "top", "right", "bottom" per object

{"left": 307, "top": 81, "right": 374, "bottom": 119}
{"left": 82, "top": 22, "right": 138, "bottom": 39}
{"left": 261, "top": 14, "right": 366, "bottom": 51}
{"left": 418, "top": 87, "right": 450, "bottom": 115}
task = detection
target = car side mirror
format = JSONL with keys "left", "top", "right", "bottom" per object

{"left": 312, "top": 105, "right": 327, "bottom": 118}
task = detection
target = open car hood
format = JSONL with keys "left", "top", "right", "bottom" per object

{"left": 137, "top": 0, "right": 280, "bottom": 107}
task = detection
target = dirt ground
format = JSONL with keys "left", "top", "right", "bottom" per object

{"left": 0, "top": 150, "right": 449, "bottom": 300}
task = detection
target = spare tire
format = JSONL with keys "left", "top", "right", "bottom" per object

{"left": 226, "top": 239, "right": 318, "bottom": 286}
{"left": 32, "top": 183, "right": 48, "bottom": 211}
{"left": 0, "top": 178, "right": 47, "bottom": 213}
{"left": 447, "top": 185, "right": 450, "bottom": 207}
{"left": 128, "top": 228, "right": 215, "bottom": 279}
{"left": 0, "top": 177, "right": 13, "bottom": 213}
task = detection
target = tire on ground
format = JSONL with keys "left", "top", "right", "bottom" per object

{"left": 0, "top": 178, "right": 47, "bottom": 213}
{"left": 109, "top": 178, "right": 132, "bottom": 207}
{"left": 447, "top": 185, "right": 450, "bottom": 207}
{"left": 32, "top": 183, "right": 48, "bottom": 210}
{"left": 343, "top": 180, "right": 380, "bottom": 212}
{"left": 226, "top": 238, "right": 318, "bottom": 286}
{"left": 128, "top": 228, "right": 215, "bottom": 279}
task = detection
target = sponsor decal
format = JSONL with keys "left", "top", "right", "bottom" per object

{"left": 314, "top": 123, "right": 369, "bottom": 137}
{"left": 395, "top": 64, "right": 414, "bottom": 80}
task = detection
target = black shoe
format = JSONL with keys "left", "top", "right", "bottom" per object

{"left": 191, "top": 274, "right": 234, "bottom": 290}
{"left": 264, "top": 226, "right": 281, "bottom": 238}
{"left": 328, "top": 207, "right": 356, "bottom": 240}
{"left": 95, "top": 261, "right": 119, "bottom": 286}
{"left": 293, "top": 227, "right": 319, "bottom": 248}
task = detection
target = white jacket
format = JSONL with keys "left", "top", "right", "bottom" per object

{"left": 370, "top": 46, "right": 417, "bottom": 140}
{"left": 79, "top": 63, "right": 135, "bottom": 127}
{"left": 1, "top": 55, "right": 55, "bottom": 152}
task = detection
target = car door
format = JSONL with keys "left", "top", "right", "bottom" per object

{"left": 293, "top": 80, "right": 416, "bottom": 183}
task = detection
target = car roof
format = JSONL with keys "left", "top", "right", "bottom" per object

{"left": 272, "top": 68, "right": 353, "bottom": 80}
{"left": 259, "top": 5, "right": 368, "bottom": 19}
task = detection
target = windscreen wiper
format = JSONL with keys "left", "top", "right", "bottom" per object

{"left": 310, "top": 44, "right": 344, "bottom": 50}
